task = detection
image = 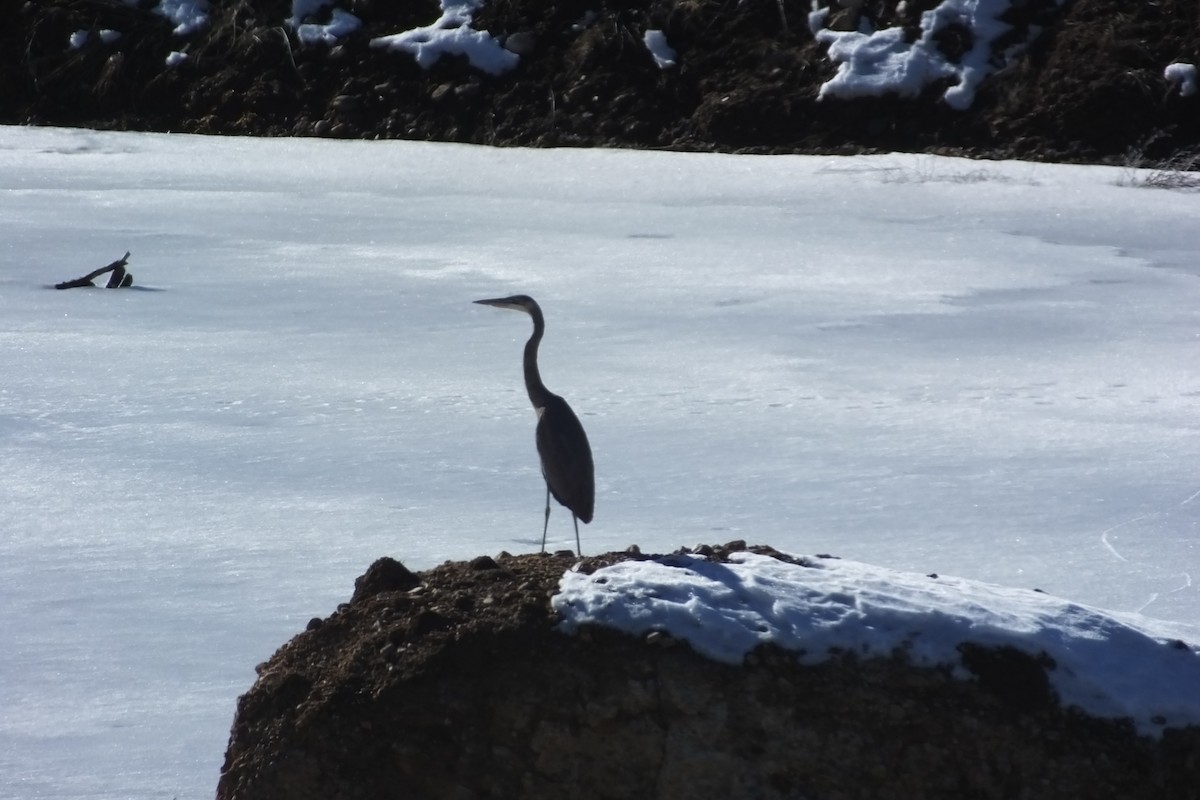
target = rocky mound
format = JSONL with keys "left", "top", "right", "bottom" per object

{"left": 216, "top": 544, "right": 1200, "bottom": 800}
{"left": 6, "top": 0, "right": 1200, "bottom": 164}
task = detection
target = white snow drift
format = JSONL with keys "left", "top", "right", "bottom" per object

{"left": 555, "top": 552, "right": 1200, "bottom": 736}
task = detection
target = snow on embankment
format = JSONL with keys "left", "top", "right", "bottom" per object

{"left": 809, "top": 0, "right": 1064, "bottom": 109}
{"left": 370, "top": 0, "right": 518, "bottom": 75}
{"left": 554, "top": 551, "right": 1200, "bottom": 737}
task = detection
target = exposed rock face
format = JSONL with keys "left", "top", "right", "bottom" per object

{"left": 217, "top": 546, "right": 1200, "bottom": 800}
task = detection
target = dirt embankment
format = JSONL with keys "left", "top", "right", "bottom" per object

{"left": 216, "top": 545, "right": 1200, "bottom": 800}
{"left": 5, "top": 0, "right": 1200, "bottom": 164}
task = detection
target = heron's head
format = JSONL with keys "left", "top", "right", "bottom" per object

{"left": 474, "top": 294, "right": 540, "bottom": 315}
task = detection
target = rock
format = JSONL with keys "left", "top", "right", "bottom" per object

{"left": 503, "top": 31, "right": 538, "bottom": 56}
{"left": 329, "top": 94, "right": 361, "bottom": 113}
{"left": 216, "top": 548, "right": 1200, "bottom": 800}
{"left": 350, "top": 557, "right": 420, "bottom": 603}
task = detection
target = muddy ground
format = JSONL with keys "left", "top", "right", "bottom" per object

{"left": 216, "top": 544, "right": 1200, "bottom": 800}
{"left": 5, "top": 0, "right": 1200, "bottom": 164}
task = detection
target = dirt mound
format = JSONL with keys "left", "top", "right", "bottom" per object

{"left": 6, "top": 0, "right": 1200, "bottom": 163}
{"left": 216, "top": 544, "right": 1200, "bottom": 800}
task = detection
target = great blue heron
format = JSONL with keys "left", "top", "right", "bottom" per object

{"left": 474, "top": 294, "right": 594, "bottom": 555}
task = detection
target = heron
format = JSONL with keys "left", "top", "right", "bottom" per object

{"left": 474, "top": 294, "right": 594, "bottom": 556}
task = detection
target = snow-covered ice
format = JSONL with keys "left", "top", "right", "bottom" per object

{"left": 2, "top": 125, "right": 1199, "bottom": 798}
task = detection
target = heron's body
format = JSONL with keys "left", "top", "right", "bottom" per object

{"left": 475, "top": 294, "right": 594, "bottom": 554}
{"left": 536, "top": 394, "right": 594, "bottom": 525}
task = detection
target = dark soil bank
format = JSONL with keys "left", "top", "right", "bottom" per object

{"left": 5, "top": 0, "right": 1200, "bottom": 164}
{"left": 216, "top": 546, "right": 1200, "bottom": 800}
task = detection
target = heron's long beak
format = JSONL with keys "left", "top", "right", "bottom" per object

{"left": 474, "top": 297, "right": 519, "bottom": 310}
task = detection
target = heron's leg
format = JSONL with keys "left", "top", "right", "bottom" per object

{"left": 572, "top": 514, "right": 582, "bottom": 557}
{"left": 541, "top": 485, "right": 551, "bottom": 553}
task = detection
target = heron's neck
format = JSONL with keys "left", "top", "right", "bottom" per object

{"left": 522, "top": 311, "right": 555, "bottom": 411}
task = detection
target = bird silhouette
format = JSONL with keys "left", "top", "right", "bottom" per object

{"left": 475, "top": 294, "right": 594, "bottom": 555}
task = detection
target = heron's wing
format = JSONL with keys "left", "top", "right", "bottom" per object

{"left": 536, "top": 395, "right": 595, "bottom": 523}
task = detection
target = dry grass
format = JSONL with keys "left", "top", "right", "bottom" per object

{"left": 878, "top": 157, "right": 1009, "bottom": 185}
{"left": 1118, "top": 144, "right": 1200, "bottom": 192}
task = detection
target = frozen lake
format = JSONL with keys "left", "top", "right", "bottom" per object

{"left": 1, "top": 126, "right": 1197, "bottom": 798}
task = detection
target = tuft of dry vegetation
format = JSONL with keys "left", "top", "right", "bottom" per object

{"left": 1119, "top": 141, "right": 1200, "bottom": 190}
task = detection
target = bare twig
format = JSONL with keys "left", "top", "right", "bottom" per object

{"left": 55, "top": 252, "right": 133, "bottom": 289}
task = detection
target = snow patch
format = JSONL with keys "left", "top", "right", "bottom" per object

{"left": 1164, "top": 62, "right": 1198, "bottom": 98}
{"left": 810, "top": 0, "right": 1059, "bottom": 110}
{"left": 123, "top": 0, "right": 209, "bottom": 36}
{"left": 554, "top": 552, "right": 1200, "bottom": 736}
{"left": 70, "top": 28, "right": 125, "bottom": 49}
{"left": 295, "top": 8, "right": 363, "bottom": 46}
{"left": 288, "top": 0, "right": 330, "bottom": 25}
{"left": 370, "top": 0, "right": 518, "bottom": 75}
{"left": 644, "top": 30, "right": 677, "bottom": 69}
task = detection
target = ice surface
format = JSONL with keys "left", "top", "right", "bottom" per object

{"left": 1, "top": 126, "right": 1198, "bottom": 798}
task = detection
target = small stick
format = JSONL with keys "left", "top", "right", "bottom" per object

{"left": 55, "top": 252, "right": 132, "bottom": 290}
